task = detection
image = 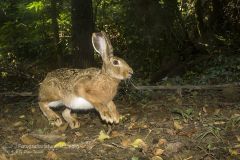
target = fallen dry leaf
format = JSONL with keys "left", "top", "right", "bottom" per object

{"left": 151, "top": 156, "right": 163, "bottom": 160}
{"left": 142, "top": 124, "right": 148, "bottom": 129}
{"left": 98, "top": 130, "right": 110, "bottom": 142}
{"left": 19, "top": 115, "right": 25, "bottom": 119}
{"left": 0, "top": 154, "right": 8, "bottom": 160}
{"left": 165, "top": 128, "right": 176, "bottom": 135}
{"left": 111, "top": 131, "right": 124, "bottom": 138}
{"left": 130, "top": 115, "right": 138, "bottom": 122}
{"left": 18, "top": 126, "right": 27, "bottom": 132}
{"left": 213, "top": 109, "right": 221, "bottom": 115}
{"left": 178, "top": 128, "right": 197, "bottom": 137}
{"left": 128, "top": 122, "right": 137, "bottom": 130}
{"left": 131, "top": 138, "right": 148, "bottom": 151}
{"left": 131, "top": 156, "right": 139, "bottom": 160}
{"left": 236, "top": 135, "right": 240, "bottom": 142}
{"left": 153, "top": 148, "right": 164, "bottom": 156}
{"left": 131, "top": 138, "right": 144, "bottom": 148}
{"left": 173, "top": 120, "right": 183, "bottom": 130}
{"left": 121, "top": 138, "right": 131, "bottom": 148}
{"left": 20, "top": 134, "right": 40, "bottom": 145}
{"left": 54, "top": 141, "right": 67, "bottom": 148}
{"left": 158, "top": 139, "right": 167, "bottom": 146}
{"left": 31, "top": 108, "right": 36, "bottom": 113}
{"left": 13, "top": 121, "right": 24, "bottom": 127}
{"left": 165, "top": 142, "right": 184, "bottom": 155}
{"left": 234, "top": 144, "right": 240, "bottom": 148}
{"left": 229, "top": 148, "right": 239, "bottom": 156}
{"left": 213, "top": 121, "right": 226, "bottom": 125}
{"left": 46, "top": 151, "right": 58, "bottom": 160}
{"left": 202, "top": 107, "right": 207, "bottom": 113}
{"left": 119, "top": 114, "right": 129, "bottom": 122}
{"left": 175, "top": 98, "right": 182, "bottom": 105}
{"left": 75, "top": 131, "right": 83, "bottom": 137}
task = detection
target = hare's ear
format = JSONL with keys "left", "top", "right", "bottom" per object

{"left": 101, "top": 31, "right": 113, "bottom": 54}
{"left": 92, "top": 31, "right": 113, "bottom": 61}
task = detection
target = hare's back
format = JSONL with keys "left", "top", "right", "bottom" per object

{"left": 45, "top": 68, "right": 100, "bottom": 82}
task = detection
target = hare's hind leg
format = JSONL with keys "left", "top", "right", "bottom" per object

{"left": 39, "top": 102, "right": 63, "bottom": 127}
{"left": 62, "top": 108, "right": 80, "bottom": 129}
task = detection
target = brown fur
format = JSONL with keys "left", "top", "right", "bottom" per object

{"left": 38, "top": 31, "right": 133, "bottom": 129}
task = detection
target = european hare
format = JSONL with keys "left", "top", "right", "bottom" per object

{"left": 38, "top": 31, "right": 133, "bottom": 129}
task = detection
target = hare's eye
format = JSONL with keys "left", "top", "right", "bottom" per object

{"left": 113, "top": 60, "right": 119, "bottom": 65}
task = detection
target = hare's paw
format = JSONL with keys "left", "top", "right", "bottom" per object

{"left": 48, "top": 113, "right": 63, "bottom": 127}
{"left": 62, "top": 109, "right": 80, "bottom": 129}
{"left": 98, "top": 108, "right": 115, "bottom": 124}
{"left": 112, "top": 110, "right": 120, "bottom": 124}
{"left": 101, "top": 114, "right": 114, "bottom": 124}
{"left": 68, "top": 119, "right": 80, "bottom": 129}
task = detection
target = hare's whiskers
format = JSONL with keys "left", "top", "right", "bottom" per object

{"left": 129, "top": 79, "right": 139, "bottom": 90}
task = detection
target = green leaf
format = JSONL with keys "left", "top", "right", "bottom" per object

{"left": 26, "top": 1, "right": 44, "bottom": 12}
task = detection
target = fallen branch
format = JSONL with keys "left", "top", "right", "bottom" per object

{"left": 29, "top": 133, "right": 66, "bottom": 144}
{"left": 0, "top": 91, "right": 37, "bottom": 97}
{"left": 135, "top": 83, "right": 240, "bottom": 90}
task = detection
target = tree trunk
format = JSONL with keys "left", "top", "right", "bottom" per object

{"left": 50, "top": 0, "right": 61, "bottom": 66}
{"left": 210, "top": 0, "right": 224, "bottom": 32}
{"left": 71, "top": 0, "right": 94, "bottom": 68}
{"left": 50, "top": 0, "right": 60, "bottom": 47}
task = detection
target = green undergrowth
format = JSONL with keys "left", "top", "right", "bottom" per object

{"left": 158, "top": 54, "right": 240, "bottom": 85}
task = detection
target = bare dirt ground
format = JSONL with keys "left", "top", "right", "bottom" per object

{"left": 0, "top": 77, "right": 240, "bottom": 160}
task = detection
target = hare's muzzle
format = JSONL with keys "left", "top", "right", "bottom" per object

{"left": 127, "top": 68, "right": 133, "bottom": 78}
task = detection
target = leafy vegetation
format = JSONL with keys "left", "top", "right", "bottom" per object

{"left": 0, "top": 0, "right": 239, "bottom": 84}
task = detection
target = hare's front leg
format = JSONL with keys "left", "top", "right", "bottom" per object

{"left": 62, "top": 108, "right": 80, "bottom": 129}
{"left": 89, "top": 102, "right": 115, "bottom": 123}
{"left": 107, "top": 101, "right": 120, "bottom": 124}
{"left": 39, "top": 102, "right": 63, "bottom": 127}
{"left": 92, "top": 102, "right": 120, "bottom": 124}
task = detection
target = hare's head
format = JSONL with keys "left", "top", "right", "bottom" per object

{"left": 92, "top": 31, "right": 133, "bottom": 80}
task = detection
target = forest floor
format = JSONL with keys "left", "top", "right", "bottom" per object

{"left": 0, "top": 74, "right": 240, "bottom": 160}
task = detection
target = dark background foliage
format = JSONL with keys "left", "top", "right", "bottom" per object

{"left": 0, "top": 0, "right": 239, "bottom": 85}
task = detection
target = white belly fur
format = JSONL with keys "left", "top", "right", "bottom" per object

{"left": 48, "top": 97, "right": 94, "bottom": 110}
{"left": 48, "top": 100, "right": 64, "bottom": 108}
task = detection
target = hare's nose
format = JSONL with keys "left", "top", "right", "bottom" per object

{"left": 128, "top": 69, "right": 133, "bottom": 76}
{"left": 129, "top": 70, "right": 133, "bottom": 75}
